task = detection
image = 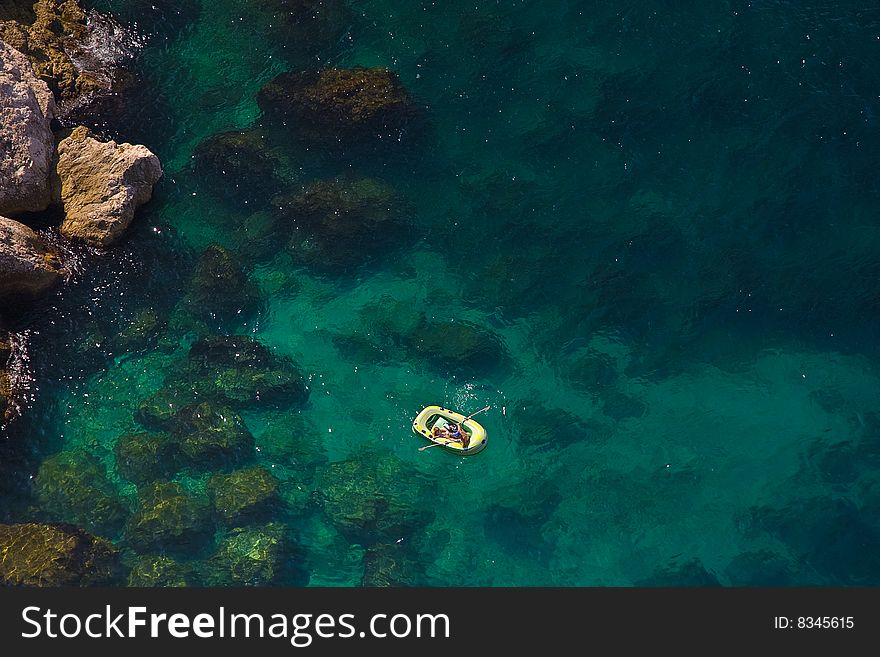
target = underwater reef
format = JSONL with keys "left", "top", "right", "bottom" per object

{"left": 0, "top": 522, "right": 121, "bottom": 586}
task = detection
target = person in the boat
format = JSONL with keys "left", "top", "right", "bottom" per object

{"left": 433, "top": 421, "right": 470, "bottom": 448}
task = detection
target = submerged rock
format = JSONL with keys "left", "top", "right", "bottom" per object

{"left": 483, "top": 500, "right": 558, "bottom": 562}
{"left": 134, "top": 387, "right": 185, "bottom": 430}
{"left": 181, "top": 244, "right": 261, "bottom": 324}
{"left": 274, "top": 177, "right": 407, "bottom": 273}
{"left": 508, "top": 401, "right": 594, "bottom": 449}
{"left": 191, "top": 129, "right": 281, "bottom": 206}
{"left": 347, "top": 293, "right": 423, "bottom": 356}
{"left": 124, "top": 481, "right": 213, "bottom": 554}
{"left": 56, "top": 126, "right": 163, "bottom": 247}
{"left": 258, "top": 67, "right": 416, "bottom": 142}
{"left": 746, "top": 495, "right": 880, "bottom": 584}
{"left": 207, "top": 465, "right": 279, "bottom": 526}
{"left": 0, "top": 39, "right": 55, "bottom": 215}
{"left": 363, "top": 294, "right": 424, "bottom": 338}
{"left": 0, "top": 216, "right": 64, "bottom": 301}
{"left": 318, "top": 450, "right": 433, "bottom": 544}
{"left": 600, "top": 389, "right": 647, "bottom": 421}
{"left": 113, "top": 307, "right": 165, "bottom": 353}
{"left": 362, "top": 542, "right": 425, "bottom": 587}
{"left": 115, "top": 432, "right": 179, "bottom": 486}
{"left": 408, "top": 318, "right": 508, "bottom": 373}
{"left": 202, "top": 523, "right": 306, "bottom": 586}
{"left": 0, "top": 522, "right": 121, "bottom": 586}
{"left": 233, "top": 210, "right": 283, "bottom": 263}
{"left": 126, "top": 554, "right": 191, "bottom": 587}
{"left": 724, "top": 550, "right": 799, "bottom": 586}
{"left": 564, "top": 350, "right": 619, "bottom": 392}
{"left": 342, "top": 296, "right": 508, "bottom": 374}
{"left": 256, "top": 417, "right": 327, "bottom": 481}
{"left": 178, "top": 335, "right": 309, "bottom": 409}
{"left": 257, "top": 0, "right": 349, "bottom": 60}
{"left": 34, "top": 449, "right": 129, "bottom": 538}
{"left": 634, "top": 558, "right": 722, "bottom": 587}
{"left": 171, "top": 400, "right": 256, "bottom": 472}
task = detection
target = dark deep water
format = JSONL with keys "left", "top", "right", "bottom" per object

{"left": 3, "top": 0, "right": 880, "bottom": 585}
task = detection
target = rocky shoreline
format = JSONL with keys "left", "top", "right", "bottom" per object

{"left": 1, "top": 0, "right": 162, "bottom": 429}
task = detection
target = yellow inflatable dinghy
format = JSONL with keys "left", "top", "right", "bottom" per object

{"left": 412, "top": 405, "right": 488, "bottom": 455}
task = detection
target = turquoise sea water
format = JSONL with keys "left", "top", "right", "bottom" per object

{"left": 4, "top": 0, "right": 880, "bottom": 585}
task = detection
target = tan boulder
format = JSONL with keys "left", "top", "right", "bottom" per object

{"left": 56, "top": 126, "right": 163, "bottom": 247}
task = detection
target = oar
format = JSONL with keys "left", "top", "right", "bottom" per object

{"left": 462, "top": 405, "right": 491, "bottom": 422}
{"left": 418, "top": 406, "right": 491, "bottom": 452}
{"left": 418, "top": 442, "right": 449, "bottom": 452}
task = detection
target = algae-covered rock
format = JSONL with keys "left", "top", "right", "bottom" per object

{"left": 408, "top": 318, "right": 508, "bottom": 373}
{"left": 202, "top": 523, "right": 306, "bottom": 586}
{"left": 745, "top": 495, "right": 880, "bottom": 584}
{"left": 56, "top": 126, "right": 164, "bottom": 248}
{"left": 0, "top": 522, "right": 121, "bottom": 586}
{"left": 126, "top": 555, "right": 191, "bottom": 587}
{"left": 600, "top": 389, "right": 647, "bottom": 421}
{"left": 469, "top": 251, "right": 545, "bottom": 316}
{"left": 179, "top": 335, "right": 309, "bottom": 409}
{"left": 171, "top": 400, "right": 255, "bottom": 471}
{"left": 113, "top": 307, "right": 165, "bottom": 353}
{"left": 360, "top": 293, "right": 427, "bottom": 345}
{"left": 634, "top": 558, "right": 722, "bottom": 587}
{"left": 34, "top": 449, "right": 129, "bottom": 538}
{"left": 256, "top": 416, "right": 327, "bottom": 480}
{"left": 115, "top": 432, "right": 178, "bottom": 486}
{"left": 564, "top": 350, "right": 619, "bottom": 391}
{"left": 257, "top": 67, "right": 417, "bottom": 142}
{"left": 181, "top": 244, "right": 261, "bottom": 325}
{"left": 344, "top": 298, "right": 508, "bottom": 374}
{"left": 191, "top": 129, "right": 281, "bottom": 206}
{"left": 0, "top": 216, "right": 65, "bottom": 301}
{"left": 135, "top": 387, "right": 185, "bottom": 430}
{"left": 233, "top": 210, "right": 284, "bottom": 263}
{"left": 0, "top": 39, "right": 55, "bottom": 215}
{"left": 207, "top": 465, "right": 279, "bottom": 526}
{"left": 318, "top": 450, "right": 433, "bottom": 544}
{"left": 124, "top": 481, "right": 213, "bottom": 554}
{"left": 274, "top": 177, "right": 407, "bottom": 274}
{"left": 508, "top": 401, "right": 594, "bottom": 449}
{"left": 724, "top": 550, "right": 798, "bottom": 587}
{"left": 362, "top": 542, "right": 424, "bottom": 587}
{"left": 333, "top": 294, "right": 421, "bottom": 362}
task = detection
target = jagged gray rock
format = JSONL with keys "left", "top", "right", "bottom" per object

{"left": 0, "top": 215, "right": 64, "bottom": 300}
{"left": 0, "top": 39, "right": 55, "bottom": 215}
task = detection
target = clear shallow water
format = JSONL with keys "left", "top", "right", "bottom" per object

{"left": 3, "top": 0, "right": 880, "bottom": 585}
